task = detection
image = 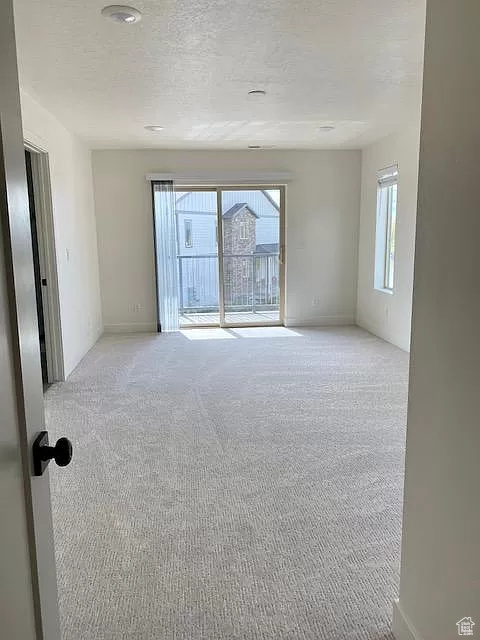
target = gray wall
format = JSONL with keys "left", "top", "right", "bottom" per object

{"left": 393, "top": 1, "right": 480, "bottom": 638}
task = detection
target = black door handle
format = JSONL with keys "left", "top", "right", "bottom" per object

{"left": 33, "top": 431, "right": 73, "bottom": 476}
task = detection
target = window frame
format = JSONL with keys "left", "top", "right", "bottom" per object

{"left": 374, "top": 165, "right": 398, "bottom": 294}
{"left": 383, "top": 183, "right": 397, "bottom": 290}
{"left": 184, "top": 218, "right": 193, "bottom": 248}
{"left": 239, "top": 220, "right": 248, "bottom": 240}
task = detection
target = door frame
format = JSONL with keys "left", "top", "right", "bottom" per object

{"left": 24, "top": 141, "right": 64, "bottom": 382}
{"left": 218, "top": 185, "right": 286, "bottom": 329}
{"left": 216, "top": 187, "right": 226, "bottom": 325}
{"left": 170, "top": 184, "right": 286, "bottom": 329}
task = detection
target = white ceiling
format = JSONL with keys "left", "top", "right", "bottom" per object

{"left": 13, "top": 0, "right": 425, "bottom": 149}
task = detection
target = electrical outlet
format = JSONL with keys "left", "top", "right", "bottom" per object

{"left": 312, "top": 296, "right": 321, "bottom": 307}
{"left": 133, "top": 303, "right": 142, "bottom": 313}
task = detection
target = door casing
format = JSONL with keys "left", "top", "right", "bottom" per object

{"left": 24, "top": 141, "right": 64, "bottom": 382}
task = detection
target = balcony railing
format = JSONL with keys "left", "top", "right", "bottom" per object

{"left": 178, "top": 253, "right": 279, "bottom": 313}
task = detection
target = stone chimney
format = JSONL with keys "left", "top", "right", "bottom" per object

{"left": 222, "top": 205, "right": 257, "bottom": 307}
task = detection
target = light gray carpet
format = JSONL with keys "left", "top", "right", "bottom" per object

{"left": 45, "top": 327, "right": 409, "bottom": 640}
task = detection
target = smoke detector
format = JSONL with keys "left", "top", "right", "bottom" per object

{"left": 101, "top": 5, "right": 142, "bottom": 24}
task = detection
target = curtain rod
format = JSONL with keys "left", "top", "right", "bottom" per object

{"left": 146, "top": 172, "right": 293, "bottom": 185}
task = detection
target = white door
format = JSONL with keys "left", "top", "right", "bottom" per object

{"left": 0, "top": 1, "right": 61, "bottom": 638}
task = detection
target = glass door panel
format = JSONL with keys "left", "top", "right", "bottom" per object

{"left": 175, "top": 190, "right": 220, "bottom": 326}
{"left": 220, "top": 188, "right": 282, "bottom": 326}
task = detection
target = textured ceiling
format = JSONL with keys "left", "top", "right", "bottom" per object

{"left": 13, "top": 0, "right": 425, "bottom": 149}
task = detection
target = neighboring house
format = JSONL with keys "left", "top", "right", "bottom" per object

{"left": 175, "top": 190, "right": 280, "bottom": 310}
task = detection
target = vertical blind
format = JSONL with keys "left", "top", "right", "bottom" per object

{"left": 152, "top": 181, "right": 179, "bottom": 332}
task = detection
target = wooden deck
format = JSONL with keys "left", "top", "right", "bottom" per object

{"left": 179, "top": 310, "right": 280, "bottom": 326}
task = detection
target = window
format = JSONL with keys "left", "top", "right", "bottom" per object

{"left": 374, "top": 165, "right": 398, "bottom": 292}
{"left": 239, "top": 221, "right": 248, "bottom": 240}
{"left": 184, "top": 219, "right": 193, "bottom": 248}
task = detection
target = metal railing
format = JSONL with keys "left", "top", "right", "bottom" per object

{"left": 178, "top": 253, "right": 279, "bottom": 313}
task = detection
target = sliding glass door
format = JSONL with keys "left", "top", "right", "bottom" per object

{"left": 220, "top": 188, "right": 283, "bottom": 326}
{"left": 154, "top": 184, "right": 284, "bottom": 329}
{"left": 175, "top": 189, "right": 219, "bottom": 327}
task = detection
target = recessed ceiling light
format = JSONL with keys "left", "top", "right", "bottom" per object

{"left": 248, "top": 90, "right": 267, "bottom": 98}
{"left": 318, "top": 125, "right": 335, "bottom": 132}
{"left": 101, "top": 5, "right": 142, "bottom": 24}
{"left": 144, "top": 125, "right": 165, "bottom": 132}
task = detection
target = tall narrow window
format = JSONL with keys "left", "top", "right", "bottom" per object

{"left": 184, "top": 219, "right": 193, "bottom": 248}
{"left": 239, "top": 221, "right": 248, "bottom": 240}
{"left": 374, "top": 165, "right": 398, "bottom": 292}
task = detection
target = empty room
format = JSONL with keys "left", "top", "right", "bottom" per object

{"left": 3, "top": 1, "right": 479, "bottom": 640}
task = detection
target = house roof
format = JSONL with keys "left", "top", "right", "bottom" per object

{"left": 261, "top": 190, "right": 280, "bottom": 211}
{"left": 175, "top": 192, "right": 189, "bottom": 206}
{"left": 223, "top": 203, "right": 259, "bottom": 219}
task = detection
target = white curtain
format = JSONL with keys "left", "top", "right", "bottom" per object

{"left": 153, "top": 181, "right": 179, "bottom": 332}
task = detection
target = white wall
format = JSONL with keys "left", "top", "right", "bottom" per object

{"left": 91, "top": 150, "right": 361, "bottom": 332}
{"left": 393, "top": 2, "right": 480, "bottom": 638}
{"left": 356, "top": 122, "right": 421, "bottom": 351}
{"left": 20, "top": 91, "right": 103, "bottom": 377}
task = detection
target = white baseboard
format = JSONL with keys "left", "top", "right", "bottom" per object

{"left": 103, "top": 322, "right": 157, "bottom": 334}
{"left": 355, "top": 316, "right": 410, "bottom": 352}
{"left": 284, "top": 315, "right": 355, "bottom": 327}
{"left": 104, "top": 318, "right": 355, "bottom": 333}
{"left": 392, "top": 600, "right": 423, "bottom": 640}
